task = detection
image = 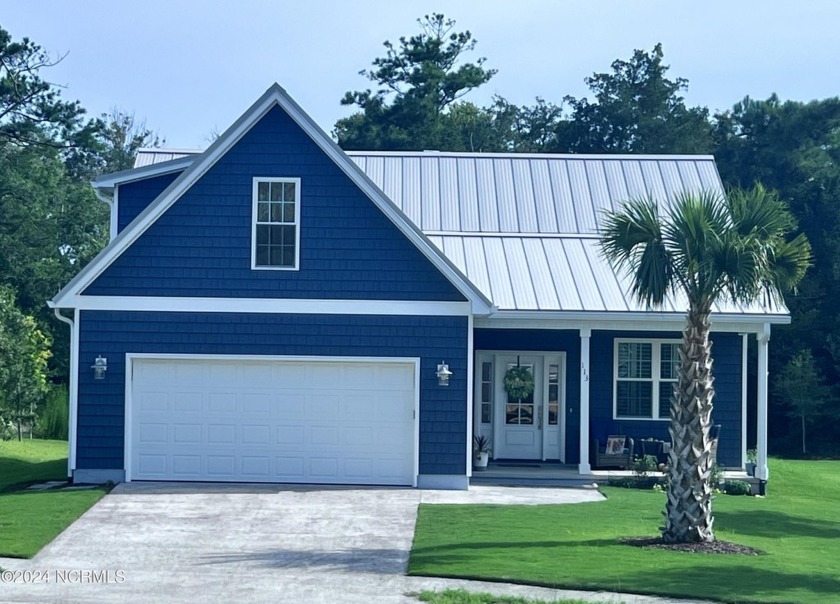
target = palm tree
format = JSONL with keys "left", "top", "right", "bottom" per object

{"left": 600, "top": 185, "right": 810, "bottom": 543}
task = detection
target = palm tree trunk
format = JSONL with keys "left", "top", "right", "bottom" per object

{"left": 663, "top": 301, "right": 716, "bottom": 543}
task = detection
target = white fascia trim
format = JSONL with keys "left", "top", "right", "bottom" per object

{"left": 92, "top": 156, "right": 195, "bottom": 188}
{"left": 346, "top": 150, "right": 717, "bottom": 162}
{"left": 475, "top": 311, "right": 789, "bottom": 332}
{"left": 53, "top": 84, "right": 493, "bottom": 315}
{"left": 423, "top": 231, "right": 602, "bottom": 240}
{"left": 59, "top": 296, "right": 472, "bottom": 316}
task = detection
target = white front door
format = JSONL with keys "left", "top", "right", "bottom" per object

{"left": 475, "top": 352, "right": 565, "bottom": 461}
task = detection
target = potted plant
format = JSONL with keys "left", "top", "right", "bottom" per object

{"left": 746, "top": 449, "right": 757, "bottom": 477}
{"left": 473, "top": 435, "right": 492, "bottom": 470}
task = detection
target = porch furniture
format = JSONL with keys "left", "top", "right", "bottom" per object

{"left": 593, "top": 435, "right": 635, "bottom": 469}
{"left": 640, "top": 438, "right": 669, "bottom": 465}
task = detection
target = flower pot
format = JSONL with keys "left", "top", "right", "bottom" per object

{"left": 473, "top": 452, "right": 489, "bottom": 470}
{"left": 746, "top": 461, "right": 756, "bottom": 477}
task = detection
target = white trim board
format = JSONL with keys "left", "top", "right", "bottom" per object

{"left": 475, "top": 315, "right": 787, "bottom": 333}
{"left": 123, "top": 353, "right": 421, "bottom": 486}
{"left": 50, "top": 296, "right": 472, "bottom": 316}
{"left": 54, "top": 84, "right": 492, "bottom": 315}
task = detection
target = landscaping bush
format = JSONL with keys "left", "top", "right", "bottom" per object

{"left": 35, "top": 385, "right": 68, "bottom": 440}
{"left": 723, "top": 479, "right": 752, "bottom": 496}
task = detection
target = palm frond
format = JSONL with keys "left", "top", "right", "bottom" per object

{"left": 728, "top": 183, "right": 796, "bottom": 238}
{"left": 600, "top": 198, "right": 674, "bottom": 307}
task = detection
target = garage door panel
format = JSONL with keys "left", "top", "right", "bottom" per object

{"left": 131, "top": 358, "right": 416, "bottom": 485}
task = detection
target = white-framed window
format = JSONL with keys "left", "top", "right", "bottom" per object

{"left": 613, "top": 339, "right": 680, "bottom": 420}
{"left": 251, "top": 177, "right": 300, "bottom": 270}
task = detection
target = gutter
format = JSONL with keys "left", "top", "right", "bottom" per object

{"left": 52, "top": 308, "right": 78, "bottom": 479}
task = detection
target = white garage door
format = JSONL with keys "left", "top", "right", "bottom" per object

{"left": 128, "top": 357, "right": 417, "bottom": 485}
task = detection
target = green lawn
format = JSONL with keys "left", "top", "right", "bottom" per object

{"left": 0, "top": 440, "right": 108, "bottom": 558}
{"left": 410, "top": 460, "right": 840, "bottom": 604}
{"left": 415, "top": 589, "right": 605, "bottom": 604}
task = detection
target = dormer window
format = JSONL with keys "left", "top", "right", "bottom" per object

{"left": 252, "top": 177, "right": 300, "bottom": 270}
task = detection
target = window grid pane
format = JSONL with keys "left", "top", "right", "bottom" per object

{"left": 616, "top": 381, "right": 653, "bottom": 417}
{"left": 617, "top": 342, "right": 652, "bottom": 379}
{"left": 660, "top": 343, "right": 680, "bottom": 380}
{"left": 255, "top": 180, "right": 298, "bottom": 268}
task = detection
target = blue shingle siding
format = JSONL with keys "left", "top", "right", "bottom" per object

{"left": 116, "top": 172, "right": 182, "bottom": 233}
{"left": 474, "top": 329, "right": 581, "bottom": 463}
{"left": 589, "top": 330, "right": 743, "bottom": 467}
{"left": 84, "top": 106, "right": 465, "bottom": 301}
{"left": 77, "top": 311, "right": 468, "bottom": 475}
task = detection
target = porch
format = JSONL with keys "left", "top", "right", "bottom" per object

{"left": 470, "top": 461, "right": 762, "bottom": 493}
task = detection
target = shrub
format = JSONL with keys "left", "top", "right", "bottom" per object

{"left": 724, "top": 480, "right": 752, "bottom": 496}
{"left": 36, "top": 385, "right": 69, "bottom": 440}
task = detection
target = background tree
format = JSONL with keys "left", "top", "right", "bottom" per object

{"left": 335, "top": 14, "right": 496, "bottom": 150}
{"left": 772, "top": 349, "right": 834, "bottom": 454}
{"left": 555, "top": 44, "right": 713, "bottom": 154}
{"left": 714, "top": 95, "right": 840, "bottom": 453}
{"left": 600, "top": 186, "right": 811, "bottom": 543}
{"left": 0, "top": 286, "right": 51, "bottom": 440}
{"left": 0, "top": 26, "right": 99, "bottom": 150}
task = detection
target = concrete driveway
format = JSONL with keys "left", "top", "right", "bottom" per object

{"left": 0, "top": 483, "right": 705, "bottom": 604}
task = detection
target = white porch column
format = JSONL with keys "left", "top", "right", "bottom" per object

{"left": 756, "top": 324, "right": 771, "bottom": 481}
{"left": 741, "top": 333, "right": 748, "bottom": 470}
{"left": 579, "top": 328, "right": 592, "bottom": 474}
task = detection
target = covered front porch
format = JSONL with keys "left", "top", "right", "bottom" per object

{"left": 469, "top": 460, "right": 761, "bottom": 492}
{"left": 471, "top": 320, "right": 774, "bottom": 482}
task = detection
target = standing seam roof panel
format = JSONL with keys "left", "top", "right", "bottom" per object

{"left": 420, "top": 157, "right": 441, "bottom": 231}
{"left": 494, "top": 159, "right": 519, "bottom": 232}
{"left": 562, "top": 239, "right": 607, "bottom": 310}
{"left": 475, "top": 160, "right": 499, "bottom": 231}
{"left": 461, "top": 237, "right": 493, "bottom": 301}
{"left": 482, "top": 238, "right": 517, "bottom": 309}
{"left": 640, "top": 160, "right": 670, "bottom": 204}
{"left": 401, "top": 157, "right": 421, "bottom": 226}
{"left": 511, "top": 159, "right": 539, "bottom": 233}
{"left": 529, "top": 160, "right": 559, "bottom": 233}
{"left": 439, "top": 158, "right": 460, "bottom": 232}
{"left": 602, "top": 161, "right": 630, "bottom": 214}
{"left": 456, "top": 158, "right": 480, "bottom": 232}
{"left": 502, "top": 238, "right": 538, "bottom": 310}
{"left": 541, "top": 239, "right": 584, "bottom": 311}
{"left": 521, "top": 238, "right": 561, "bottom": 310}
{"left": 581, "top": 239, "right": 630, "bottom": 311}
{"left": 548, "top": 161, "right": 578, "bottom": 233}
{"left": 568, "top": 161, "right": 598, "bottom": 234}
{"left": 585, "top": 160, "right": 612, "bottom": 231}
{"left": 382, "top": 157, "right": 403, "bottom": 212}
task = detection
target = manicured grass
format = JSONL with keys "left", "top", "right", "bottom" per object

{"left": 410, "top": 460, "right": 840, "bottom": 604}
{"left": 415, "top": 589, "right": 608, "bottom": 604}
{"left": 0, "top": 440, "right": 107, "bottom": 558}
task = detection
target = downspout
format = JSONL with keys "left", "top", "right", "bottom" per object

{"left": 93, "top": 186, "right": 117, "bottom": 242}
{"left": 53, "top": 307, "right": 79, "bottom": 480}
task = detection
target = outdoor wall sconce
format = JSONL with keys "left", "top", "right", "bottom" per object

{"left": 91, "top": 356, "right": 108, "bottom": 380}
{"left": 436, "top": 361, "right": 452, "bottom": 387}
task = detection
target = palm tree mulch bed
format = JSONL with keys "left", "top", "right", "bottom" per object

{"left": 621, "top": 536, "right": 764, "bottom": 555}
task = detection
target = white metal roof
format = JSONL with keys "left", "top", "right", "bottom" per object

{"left": 129, "top": 148, "right": 785, "bottom": 318}
{"left": 134, "top": 148, "right": 202, "bottom": 167}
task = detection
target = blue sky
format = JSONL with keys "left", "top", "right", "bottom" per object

{"left": 5, "top": 1, "right": 838, "bottom": 148}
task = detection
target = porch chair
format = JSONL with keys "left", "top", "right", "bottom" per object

{"left": 593, "top": 435, "right": 635, "bottom": 470}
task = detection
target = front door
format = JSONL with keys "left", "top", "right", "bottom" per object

{"left": 475, "top": 352, "right": 565, "bottom": 461}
